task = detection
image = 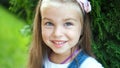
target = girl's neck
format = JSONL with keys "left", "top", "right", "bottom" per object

{"left": 49, "top": 47, "right": 80, "bottom": 64}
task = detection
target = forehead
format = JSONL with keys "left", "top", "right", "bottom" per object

{"left": 40, "top": 0, "right": 83, "bottom": 22}
{"left": 41, "top": 1, "right": 83, "bottom": 14}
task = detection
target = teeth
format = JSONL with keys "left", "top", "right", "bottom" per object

{"left": 54, "top": 42, "right": 65, "bottom": 44}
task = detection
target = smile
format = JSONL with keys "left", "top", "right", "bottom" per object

{"left": 51, "top": 40, "right": 67, "bottom": 48}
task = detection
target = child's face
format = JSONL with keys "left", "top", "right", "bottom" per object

{"left": 41, "top": 2, "right": 83, "bottom": 54}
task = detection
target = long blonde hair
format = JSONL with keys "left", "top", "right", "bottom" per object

{"left": 28, "top": 0, "right": 93, "bottom": 68}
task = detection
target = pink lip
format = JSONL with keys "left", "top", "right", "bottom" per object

{"left": 51, "top": 40, "right": 67, "bottom": 48}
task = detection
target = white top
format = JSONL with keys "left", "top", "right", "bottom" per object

{"left": 44, "top": 56, "right": 104, "bottom": 68}
{"left": 80, "top": 57, "right": 104, "bottom": 68}
{"left": 44, "top": 56, "right": 70, "bottom": 68}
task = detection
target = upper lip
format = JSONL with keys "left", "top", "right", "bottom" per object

{"left": 51, "top": 40, "right": 66, "bottom": 42}
{"left": 51, "top": 40, "right": 67, "bottom": 43}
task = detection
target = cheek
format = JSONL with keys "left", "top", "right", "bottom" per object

{"left": 42, "top": 31, "right": 47, "bottom": 41}
{"left": 42, "top": 29, "right": 52, "bottom": 42}
{"left": 71, "top": 31, "right": 81, "bottom": 41}
{"left": 68, "top": 27, "right": 82, "bottom": 44}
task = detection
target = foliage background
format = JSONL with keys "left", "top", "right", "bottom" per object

{"left": 91, "top": 0, "right": 120, "bottom": 68}
{"left": 0, "top": 6, "right": 29, "bottom": 68}
{"left": 0, "top": 0, "right": 120, "bottom": 68}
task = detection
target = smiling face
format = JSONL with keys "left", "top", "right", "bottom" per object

{"left": 41, "top": 1, "right": 83, "bottom": 54}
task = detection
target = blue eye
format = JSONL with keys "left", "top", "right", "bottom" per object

{"left": 45, "top": 22, "right": 53, "bottom": 26}
{"left": 64, "top": 22, "right": 73, "bottom": 26}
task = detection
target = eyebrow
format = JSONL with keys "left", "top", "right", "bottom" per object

{"left": 42, "top": 17, "right": 51, "bottom": 20}
{"left": 42, "top": 17, "right": 77, "bottom": 22}
{"left": 64, "top": 18, "right": 77, "bottom": 22}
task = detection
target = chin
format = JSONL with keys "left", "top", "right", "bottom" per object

{"left": 53, "top": 49, "right": 65, "bottom": 54}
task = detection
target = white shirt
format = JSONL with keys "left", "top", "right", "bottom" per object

{"left": 80, "top": 57, "right": 104, "bottom": 68}
{"left": 44, "top": 56, "right": 104, "bottom": 68}
{"left": 44, "top": 56, "right": 70, "bottom": 68}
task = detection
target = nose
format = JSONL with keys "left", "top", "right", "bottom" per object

{"left": 52, "top": 26, "right": 63, "bottom": 38}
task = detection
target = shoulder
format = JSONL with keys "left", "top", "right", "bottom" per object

{"left": 79, "top": 57, "right": 104, "bottom": 68}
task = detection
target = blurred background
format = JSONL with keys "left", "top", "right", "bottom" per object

{"left": 0, "top": 0, "right": 31, "bottom": 68}
{"left": 0, "top": 0, "right": 120, "bottom": 68}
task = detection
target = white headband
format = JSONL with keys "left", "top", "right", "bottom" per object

{"left": 76, "top": 0, "right": 91, "bottom": 13}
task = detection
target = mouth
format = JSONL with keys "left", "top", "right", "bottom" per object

{"left": 51, "top": 40, "right": 67, "bottom": 48}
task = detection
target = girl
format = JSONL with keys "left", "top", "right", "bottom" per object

{"left": 28, "top": 0, "right": 104, "bottom": 68}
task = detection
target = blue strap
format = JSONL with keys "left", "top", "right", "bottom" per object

{"left": 68, "top": 50, "right": 89, "bottom": 68}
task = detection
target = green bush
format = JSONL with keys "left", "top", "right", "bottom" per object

{"left": 9, "top": 0, "right": 120, "bottom": 68}
{"left": 91, "top": 0, "right": 120, "bottom": 68}
{"left": 9, "top": 0, "right": 38, "bottom": 24}
{"left": 0, "top": 6, "right": 29, "bottom": 68}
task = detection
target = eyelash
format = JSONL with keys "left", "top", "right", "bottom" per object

{"left": 64, "top": 22, "right": 73, "bottom": 26}
{"left": 44, "top": 22, "right": 73, "bottom": 28}
{"left": 45, "top": 22, "right": 54, "bottom": 26}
